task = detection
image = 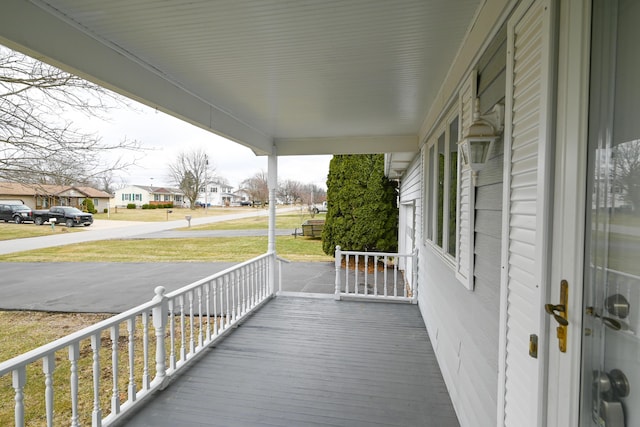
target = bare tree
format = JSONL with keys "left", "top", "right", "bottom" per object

{"left": 168, "top": 148, "right": 215, "bottom": 209}
{"left": 277, "top": 179, "right": 303, "bottom": 204}
{"left": 241, "top": 171, "right": 269, "bottom": 205}
{"left": 0, "top": 46, "right": 142, "bottom": 185}
{"left": 613, "top": 140, "right": 640, "bottom": 211}
{"left": 299, "top": 183, "right": 326, "bottom": 206}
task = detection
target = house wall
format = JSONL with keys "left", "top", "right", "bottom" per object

{"left": 408, "top": 24, "right": 508, "bottom": 427}
{"left": 114, "top": 186, "right": 150, "bottom": 207}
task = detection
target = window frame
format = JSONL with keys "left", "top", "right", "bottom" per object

{"left": 423, "top": 107, "right": 460, "bottom": 265}
{"left": 422, "top": 71, "right": 478, "bottom": 290}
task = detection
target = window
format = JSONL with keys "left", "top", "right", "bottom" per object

{"left": 425, "top": 113, "right": 460, "bottom": 261}
{"left": 436, "top": 133, "right": 445, "bottom": 247}
{"left": 448, "top": 118, "right": 459, "bottom": 257}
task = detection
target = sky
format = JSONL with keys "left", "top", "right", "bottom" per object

{"left": 76, "top": 102, "right": 332, "bottom": 190}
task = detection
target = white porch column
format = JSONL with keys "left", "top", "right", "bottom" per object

{"left": 267, "top": 147, "right": 278, "bottom": 294}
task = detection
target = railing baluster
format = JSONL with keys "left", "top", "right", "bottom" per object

{"left": 13, "top": 367, "right": 26, "bottom": 427}
{"left": 188, "top": 291, "right": 195, "bottom": 355}
{"left": 231, "top": 270, "right": 237, "bottom": 322}
{"left": 169, "top": 299, "right": 176, "bottom": 371}
{"left": 242, "top": 266, "right": 248, "bottom": 314}
{"left": 69, "top": 343, "right": 80, "bottom": 427}
{"left": 91, "top": 333, "right": 102, "bottom": 427}
{"left": 142, "top": 312, "right": 150, "bottom": 390}
{"left": 110, "top": 324, "right": 120, "bottom": 416}
{"left": 345, "top": 253, "right": 349, "bottom": 294}
{"left": 43, "top": 354, "right": 55, "bottom": 427}
{"left": 205, "top": 283, "right": 211, "bottom": 342}
{"left": 394, "top": 261, "right": 398, "bottom": 297}
{"left": 364, "top": 254, "right": 369, "bottom": 295}
{"left": 250, "top": 262, "right": 256, "bottom": 307}
{"left": 197, "top": 287, "right": 203, "bottom": 350}
{"left": 373, "top": 255, "right": 378, "bottom": 295}
{"left": 355, "top": 255, "right": 359, "bottom": 295}
{"left": 334, "top": 245, "right": 342, "bottom": 299}
{"left": 225, "top": 275, "right": 231, "bottom": 327}
{"left": 179, "top": 295, "right": 186, "bottom": 362}
{"left": 213, "top": 280, "right": 219, "bottom": 335}
{"left": 384, "top": 256, "right": 388, "bottom": 297}
{"left": 127, "top": 318, "right": 137, "bottom": 403}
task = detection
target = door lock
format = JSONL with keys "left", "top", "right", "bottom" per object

{"left": 593, "top": 369, "right": 629, "bottom": 427}
{"left": 545, "top": 280, "right": 568, "bottom": 352}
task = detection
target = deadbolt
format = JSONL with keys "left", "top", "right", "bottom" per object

{"left": 605, "top": 294, "right": 630, "bottom": 319}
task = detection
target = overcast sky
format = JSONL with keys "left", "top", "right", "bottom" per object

{"left": 76, "top": 102, "right": 331, "bottom": 190}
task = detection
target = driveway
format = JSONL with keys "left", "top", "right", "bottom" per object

{"left": 0, "top": 261, "right": 336, "bottom": 313}
{"left": 0, "top": 206, "right": 336, "bottom": 313}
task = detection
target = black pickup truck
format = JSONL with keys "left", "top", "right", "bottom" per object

{"left": 0, "top": 203, "right": 34, "bottom": 223}
{"left": 33, "top": 206, "right": 94, "bottom": 227}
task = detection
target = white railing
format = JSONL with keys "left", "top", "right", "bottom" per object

{"left": 334, "top": 246, "right": 417, "bottom": 303}
{"left": 0, "top": 253, "right": 281, "bottom": 427}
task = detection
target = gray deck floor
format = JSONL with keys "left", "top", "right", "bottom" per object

{"left": 122, "top": 297, "right": 459, "bottom": 427}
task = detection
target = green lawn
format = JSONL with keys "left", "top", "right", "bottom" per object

{"left": 92, "top": 205, "right": 256, "bottom": 222}
{"left": 180, "top": 211, "right": 323, "bottom": 231}
{"left": 0, "top": 222, "right": 84, "bottom": 241}
{"left": 0, "top": 235, "right": 331, "bottom": 263}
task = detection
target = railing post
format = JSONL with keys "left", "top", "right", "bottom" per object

{"left": 334, "top": 245, "right": 342, "bottom": 300}
{"left": 151, "top": 286, "right": 168, "bottom": 388}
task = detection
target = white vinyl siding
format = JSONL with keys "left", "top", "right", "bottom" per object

{"left": 499, "top": 0, "right": 554, "bottom": 426}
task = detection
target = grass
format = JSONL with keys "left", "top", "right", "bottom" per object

{"left": 180, "top": 211, "right": 323, "bottom": 231}
{"left": 0, "top": 222, "right": 84, "bottom": 241}
{"left": 92, "top": 206, "right": 257, "bottom": 222}
{"left": 0, "top": 235, "right": 331, "bottom": 263}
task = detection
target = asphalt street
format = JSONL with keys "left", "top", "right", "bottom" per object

{"left": 0, "top": 207, "right": 336, "bottom": 313}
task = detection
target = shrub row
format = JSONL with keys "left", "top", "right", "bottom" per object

{"left": 141, "top": 203, "right": 174, "bottom": 209}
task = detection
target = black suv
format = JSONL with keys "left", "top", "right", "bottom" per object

{"left": 0, "top": 203, "right": 34, "bottom": 223}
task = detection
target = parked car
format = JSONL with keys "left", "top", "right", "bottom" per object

{"left": 33, "top": 206, "right": 93, "bottom": 227}
{"left": 310, "top": 201, "right": 328, "bottom": 214}
{"left": 0, "top": 203, "right": 34, "bottom": 223}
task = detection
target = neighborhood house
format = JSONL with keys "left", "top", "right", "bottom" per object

{"left": 0, "top": 182, "right": 111, "bottom": 211}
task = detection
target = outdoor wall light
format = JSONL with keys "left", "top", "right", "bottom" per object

{"left": 459, "top": 98, "right": 504, "bottom": 185}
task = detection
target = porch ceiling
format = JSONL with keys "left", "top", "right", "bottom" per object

{"left": 1, "top": 0, "right": 480, "bottom": 163}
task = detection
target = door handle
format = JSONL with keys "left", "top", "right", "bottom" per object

{"left": 545, "top": 304, "right": 569, "bottom": 326}
{"left": 545, "top": 280, "right": 568, "bottom": 352}
{"left": 586, "top": 307, "right": 625, "bottom": 331}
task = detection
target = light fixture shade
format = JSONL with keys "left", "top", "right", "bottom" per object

{"left": 459, "top": 99, "right": 502, "bottom": 177}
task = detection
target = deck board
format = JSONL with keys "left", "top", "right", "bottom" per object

{"left": 122, "top": 297, "right": 459, "bottom": 427}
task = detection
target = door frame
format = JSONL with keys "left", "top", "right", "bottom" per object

{"left": 546, "top": 0, "right": 592, "bottom": 425}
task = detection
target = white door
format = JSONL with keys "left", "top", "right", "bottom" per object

{"left": 581, "top": 1, "right": 640, "bottom": 426}
{"left": 498, "top": 0, "right": 555, "bottom": 425}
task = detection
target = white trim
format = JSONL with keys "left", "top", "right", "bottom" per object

{"left": 546, "top": 1, "right": 591, "bottom": 426}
